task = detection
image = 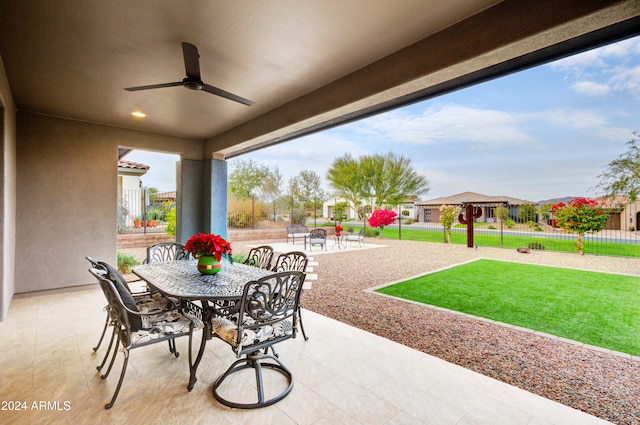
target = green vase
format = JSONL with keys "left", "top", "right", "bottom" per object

{"left": 197, "top": 255, "right": 222, "bottom": 275}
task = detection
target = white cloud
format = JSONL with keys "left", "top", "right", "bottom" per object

{"left": 362, "top": 104, "right": 536, "bottom": 147}
{"left": 550, "top": 36, "right": 640, "bottom": 76}
{"left": 549, "top": 36, "right": 640, "bottom": 99}
{"left": 242, "top": 132, "right": 364, "bottom": 188}
{"left": 538, "top": 108, "right": 609, "bottom": 130}
{"left": 571, "top": 80, "right": 610, "bottom": 96}
{"left": 610, "top": 65, "right": 640, "bottom": 98}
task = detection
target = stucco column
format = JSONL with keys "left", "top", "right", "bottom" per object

{"left": 208, "top": 158, "right": 228, "bottom": 240}
{"left": 176, "top": 158, "right": 228, "bottom": 243}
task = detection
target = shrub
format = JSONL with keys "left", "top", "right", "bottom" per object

{"left": 117, "top": 251, "right": 139, "bottom": 274}
{"left": 528, "top": 242, "right": 545, "bottom": 250}
{"left": 487, "top": 225, "right": 497, "bottom": 230}
{"left": 364, "top": 227, "right": 380, "bottom": 237}
{"left": 228, "top": 212, "right": 251, "bottom": 228}
{"left": 504, "top": 219, "right": 516, "bottom": 228}
{"left": 439, "top": 205, "right": 460, "bottom": 244}
{"left": 404, "top": 218, "right": 414, "bottom": 225}
{"left": 231, "top": 253, "right": 246, "bottom": 264}
{"left": 227, "top": 195, "right": 267, "bottom": 227}
{"left": 165, "top": 207, "right": 176, "bottom": 236}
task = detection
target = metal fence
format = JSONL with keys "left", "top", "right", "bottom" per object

{"left": 118, "top": 188, "right": 173, "bottom": 234}
{"left": 376, "top": 202, "right": 640, "bottom": 258}
{"left": 121, "top": 192, "right": 640, "bottom": 258}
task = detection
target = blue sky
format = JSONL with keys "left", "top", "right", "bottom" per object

{"left": 126, "top": 35, "right": 640, "bottom": 202}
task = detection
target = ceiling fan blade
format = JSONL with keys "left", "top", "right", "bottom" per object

{"left": 182, "top": 42, "right": 201, "bottom": 80}
{"left": 202, "top": 83, "right": 255, "bottom": 106}
{"left": 125, "top": 81, "right": 183, "bottom": 91}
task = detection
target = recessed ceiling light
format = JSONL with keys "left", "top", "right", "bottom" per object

{"left": 131, "top": 111, "right": 146, "bottom": 118}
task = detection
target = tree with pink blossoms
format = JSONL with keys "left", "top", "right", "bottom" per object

{"left": 368, "top": 208, "right": 397, "bottom": 238}
{"left": 551, "top": 198, "right": 610, "bottom": 255}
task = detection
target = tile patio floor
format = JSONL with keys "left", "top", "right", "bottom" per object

{"left": 0, "top": 287, "right": 612, "bottom": 425}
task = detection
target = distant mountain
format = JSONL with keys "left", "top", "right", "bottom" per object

{"left": 536, "top": 196, "right": 581, "bottom": 205}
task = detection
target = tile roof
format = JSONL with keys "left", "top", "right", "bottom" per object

{"left": 417, "top": 191, "right": 531, "bottom": 205}
{"left": 118, "top": 160, "right": 150, "bottom": 171}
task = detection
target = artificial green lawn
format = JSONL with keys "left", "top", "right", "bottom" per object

{"left": 376, "top": 259, "right": 640, "bottom": 356}
{"left": 351, "top": 225, "right": 640, "bottom": 257}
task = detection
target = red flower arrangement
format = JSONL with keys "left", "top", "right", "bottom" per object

{"left": 184, "top": 233, "right": 233, "bottom": 262}
{"left": 335, "top": 225, "right": 343, "bottom": 236}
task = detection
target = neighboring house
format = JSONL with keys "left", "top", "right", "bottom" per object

{"left": 416, "top": 191, "right": 532, "bottom": 224}
{"left": 545, "top": 195, "right": 637, "bottom": 231}
{"left": 153, "top": 191, "right": 176, "bottom": 205}
{"left": 395, "top": 196, "right": 419, "bottom": 220}
{"left": 323, "top": 197, "right": 360, "bottom": 221}
{"left": 593, "top": 195, "right": 635, "bottom": 231}
{"left": 117, "top": 160, "right": 149, "bottom": 227}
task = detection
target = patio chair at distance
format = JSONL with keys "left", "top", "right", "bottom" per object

{"left": 344, "top": 228, "right": 365, "bottom": 247}
{"left": 306, "top": 228, "right": 327, "bottom": 251}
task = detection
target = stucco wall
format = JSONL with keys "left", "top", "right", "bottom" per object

{"left": 15, "top": 112, "right": 201, "bottom": 294}
{"left": 0, "top": 56, "right": 16, "bottom": 320}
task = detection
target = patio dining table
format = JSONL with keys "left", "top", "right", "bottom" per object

{"left": 132, "top": 259, "right": 273, "bottom": 390}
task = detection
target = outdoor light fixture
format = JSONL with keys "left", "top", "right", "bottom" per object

{"left": 131, "top": 111, "right": 146, "bottom": 117}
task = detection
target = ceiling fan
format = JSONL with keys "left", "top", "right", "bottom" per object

{"left": 125, "top": 42, "right": 255, "bottom": 106}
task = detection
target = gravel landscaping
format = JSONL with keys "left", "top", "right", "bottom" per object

{"left": 126, "top": 238, "right": 640, "bottom": 424}
{"left": 244, "top": 238, "right": 639, "bottom": 425}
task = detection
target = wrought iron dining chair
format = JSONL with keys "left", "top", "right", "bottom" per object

{"left": 86, "top": 256, "right": 151, "bottom": 356}
{"left": 144, "top": 242, "right": 190, "bottom": 264}
{"left": 271, "top": 251, "right": 308, "bottom": 274}
{"left": 307, "top": 228, "right": 327, "bottom": 250}
{"left": 86, "top": 256, "right": 178, "bottom": 371}
{"left": 88, "top": 266, "right": 203, "bottom": 409}
{"left": 271, "top": 251, "right": 310, "bottom": 340}
{"left": 211, "top": 271, "right": 305, "bottom": 409}
{"left": 242, "top": 245, "right": 274, "bottom": 270}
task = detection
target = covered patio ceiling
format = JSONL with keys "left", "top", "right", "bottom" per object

{"left": 1, "top": 1, "right": 639, "bottom": 158}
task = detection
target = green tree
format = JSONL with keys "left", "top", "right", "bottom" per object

{"left": 332, "top": 201, "right": 349, "bottom": 224}
{"left": 360, "top": 152, "right": 429, "bottom": 209}
{"left": 439, "top": 205, "right": 460, "bottom": 243}
{"left": 518, "top": 203, "right": 537, "bottom": 223}
{"left": 494, "top": 204, "right": 510, "bottom": 221}
{"left": 327, "top": 152, "right": 430, "bottom": 220}
{"left": 326, "top": 154, "right": 367, "bottom": 220}
{"left": 289, "top": 170, "right": 325, "bottom": 213}
{"left": 596, "top": 131, "right": 640, "bottom": 201}
{"left": 228, "top": 158, "right": 269, "bottom": 199}
{"left": 147, "top": 187, "right": 159, "bottom": 203}
{"left": 540, "top": 202, "right": 553, "bottom": 223}
{"left": 262, "top": 166, "right": 283, "bottom": 221}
